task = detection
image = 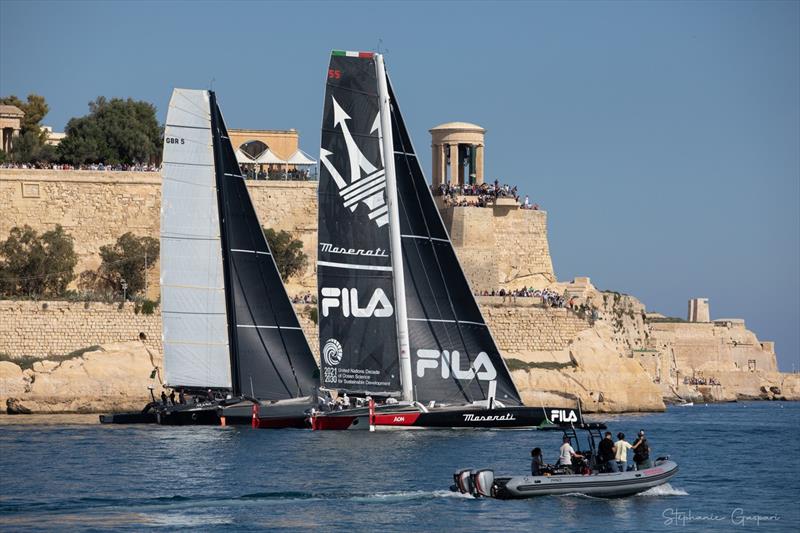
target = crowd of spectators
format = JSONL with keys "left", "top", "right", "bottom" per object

{"left": 1, "top": 162, "right": 159, "bottom": 171}
{"left": 291, "top": 292, "right": 316, "bottom": 304}
{"left": 684, "top": 376, "right": 721, "bottom": 386}
{"left": 432, "top": 179, "right": 540, "bottom": 210}
{"left": 240, "top": 166, "right": 315, "bottom": 181}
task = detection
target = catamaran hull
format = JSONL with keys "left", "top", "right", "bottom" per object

{"left": 156, "top": 405, "right": 221, "bottom": 426}
{"left": 311, "top": 405, "right": 581, "bottom": 430}
{"left": 99, "top": 412, "right": 157, "bottom": 424}
{"left": 224, "top": 397, "right": 315, "bottom": 429}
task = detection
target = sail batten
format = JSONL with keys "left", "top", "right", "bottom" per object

{"left": 161, "top": 88, "right": 232, "bottom": 391}
{"left": 211, "top": 95, "right": 320, "bottom": 400}
{"left": 317, "top": 53, "right": 401, "bottom": 395}
{"left": 385, "top": 73, "right": 523, "bottom": 405}
{"left": 162, "top": 87, "right": 319, "bottom": 399}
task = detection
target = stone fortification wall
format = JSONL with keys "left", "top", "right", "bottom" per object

{"left": 648, "top": 320, "right": 778, "bottom": 375}
{"left": 0, "top": 170, "right": 318, "bottom": 292}
{"left": 0, "top": 300, "right": 162, "bottom": 358}
{"left": 440, "top": 204, "right": 555, "bottom": 292}
{"left": 0, "top": 299, "right": 318, "bottom": 361}
{"left": 481, "top": 302, "right": 591, "bottom": 353}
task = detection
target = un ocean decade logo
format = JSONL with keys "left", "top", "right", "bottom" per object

{"left": 323, "top": 338, "right": 343, "bottom": 366}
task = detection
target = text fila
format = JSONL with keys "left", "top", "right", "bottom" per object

{"left": 321, "top": 287, "right": 394, "bottom": 318}
{"left": 550, "top": 409, "right": 578, "bottom": 423}
{"left": 416, "top": 350, "right": 497, "bottom": 381}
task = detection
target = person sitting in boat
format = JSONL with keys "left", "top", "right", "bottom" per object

{"left": 614, "top": 432, "right": 634, "bottom": 472}
{"left": 531, "top": 448, "right": 546, "bottom": 476}
{"left": 632, "top": 429, "right": 652, "bottom": 470}
{"left": 558, "top": 436, "right": 583, "bottom": 473}
{"left": 597, "top": 431, "right": 617, "bottom": 472}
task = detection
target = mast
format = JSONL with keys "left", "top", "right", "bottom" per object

{"left": 209, "top": 90, "right": 241, "bottom": 397}
{"left": 375, "top": 54, "right": 414, "bottom": 402}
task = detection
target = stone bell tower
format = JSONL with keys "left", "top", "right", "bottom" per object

{"left": 429, "top": 122, "right": 485, "bottom": 187}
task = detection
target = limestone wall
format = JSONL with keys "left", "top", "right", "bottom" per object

{"left": 0, "top": 299, "right": 318, "bottom": 361}
{"left": 481, "top": 303, "right": 591, "bottom": 352}
{"left": 0, "top": 169, "right": 318, "bottom": 292}
{"left": 0, "top": 300, "right": 161, "bottom": 358}
{"left": 439, "top": 204, "right": 555, "bottom": 291}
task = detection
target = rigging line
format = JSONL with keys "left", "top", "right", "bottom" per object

{"left": 389, "top": 95, "right": 487, "bottom": 404}
{"left": 222, "top": 127, "right": 306, "bottom": 398}
{"left": 389, "top": 109, "right": 471, "bottom": 405}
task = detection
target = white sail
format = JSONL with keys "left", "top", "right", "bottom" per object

{"left": 161, "top": 88, "right": 231, "bottom": 389}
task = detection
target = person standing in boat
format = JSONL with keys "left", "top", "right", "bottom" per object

{"left": 558, "top": 436, "right": 583, "bottom": 473}
{"left": 614, "top": 432, "right": 634, "bottom": 471}
{"left": 168, "top": 390, "right": 176, "bottom": 405}
{"left": 597, "top": 431, "right": 617, "bottom": 472}
{"left": 160, "top": 391, "right": 168, "bottom": 405}
{"left": 531, "top": 448, "right": 545, "bottom": 476}
{"left": 633, "top": 429, "right": 652, "bottom": 470}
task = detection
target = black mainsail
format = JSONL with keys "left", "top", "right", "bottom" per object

{"left": 317, "top": 53, "right": 521, "bottom": 406}
{"left": 162, "top": 88, "right": 319, "bottom": 401}
{"left": 317, "top": 53, "right": 401, "bottom": 396}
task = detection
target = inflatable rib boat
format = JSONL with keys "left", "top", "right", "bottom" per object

{"left": 452, "top": 458, "right": 678, "bottom": 499}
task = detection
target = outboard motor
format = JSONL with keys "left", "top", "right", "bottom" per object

{"left": 452, "top": 468, "right": 473, "bottom": 494}
{"left": 470, "top": 469, "right": 495, "bottom": 498}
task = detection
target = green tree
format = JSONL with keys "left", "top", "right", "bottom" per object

{"left": 1, "top": 94, "right": 54, "bottom": 163}
{"left": 0, "top": 225, "right": 78, "bottom": 298}
{"left": 58, "top": 97, "right": 162, "bottom": 165}
{"left": 0, "top": 94, "right": 50, "bottom": 142}
{"left": 96, "top": 233, "right": 159, "bottom": 298}
{"left": 263, "top": 228, "right": 307, "bottom": 281}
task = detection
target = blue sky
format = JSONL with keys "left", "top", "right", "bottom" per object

{"left": 1, "top": 1, "right": 798, "bottom": 371}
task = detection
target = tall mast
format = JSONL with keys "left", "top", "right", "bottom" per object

{"left": 209, "top": 91, "right": 241, "bottom": 397}
{"left": 375, "top": 54, "right": 414, "bottom": 402}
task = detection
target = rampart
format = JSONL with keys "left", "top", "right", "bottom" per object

{"left": 0, "top": 169, "right": 554, "bottom": 293}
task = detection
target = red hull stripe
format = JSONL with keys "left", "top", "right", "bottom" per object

{"left": 373, "top": 413, "right": 421, "bottom": 426}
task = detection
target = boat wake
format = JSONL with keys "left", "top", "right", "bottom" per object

{"left": 0, "top": 490, "right": 471, "bottom": 515}
{"left": 635, "top": 483, "right": 689, "bottom": 497}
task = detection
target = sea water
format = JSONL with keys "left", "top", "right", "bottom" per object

{"left": 1, "top": 402, "right": 798, "bottom": 531}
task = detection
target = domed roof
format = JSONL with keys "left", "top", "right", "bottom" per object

{"left": 429, "top": 121, "right": 485, "bottom": 133}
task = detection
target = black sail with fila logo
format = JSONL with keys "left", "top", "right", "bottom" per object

{"left": 317, "top": 51, "right": 401, "bottom": 395}
{"left": 385, "top": 76, "right": 523, "bottom": 406}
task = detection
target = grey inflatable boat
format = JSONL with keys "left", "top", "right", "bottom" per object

{"left": 452, "top": 458, "right": 678, "bottom": 499}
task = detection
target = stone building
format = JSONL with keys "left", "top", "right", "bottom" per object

{"left": 0, "top": 104, "right": 24, "bottom": 153}
{"left": 430, "top": 122, "right": 485, "bottom": 187}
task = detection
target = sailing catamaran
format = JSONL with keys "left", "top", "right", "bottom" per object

{"left": 310, "top": 51, "right": 582, "bottom": 430}
{"left": 101, "top": 88, "right": 320, "bottom": 426}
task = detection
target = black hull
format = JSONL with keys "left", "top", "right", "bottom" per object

{"left": 156, "top": 405, "right": 221, "bottom": 426}
{"left": 99, "top": 412, "right": 157, "bottom": 425}
{"left": 313, "top": 405, "right": 582, "bottom": 430}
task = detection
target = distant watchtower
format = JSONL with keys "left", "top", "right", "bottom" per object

{"left": 430, "top": 122, "right": 485, "bottom": 187}
{"left": 688, "top": 298, "right": 710, "bottom": 322}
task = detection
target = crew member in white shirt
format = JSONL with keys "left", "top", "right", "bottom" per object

{"left": 558, "top": 436, "right": 583, "bottom": 473}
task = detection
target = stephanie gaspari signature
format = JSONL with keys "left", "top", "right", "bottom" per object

{"left": 662, "top": 508, "right": 781, "bottom": 527}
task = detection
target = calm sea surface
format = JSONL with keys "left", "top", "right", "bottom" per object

{"left": 1, "top": 402, "right": 798, "bottom": 532}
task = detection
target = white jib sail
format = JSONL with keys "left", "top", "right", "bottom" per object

{"left": 160, "top": 88, "right": 232, "bottom": 389}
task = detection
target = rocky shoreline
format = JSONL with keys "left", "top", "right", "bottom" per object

{"left": 1, "top": 339, "right": 796, "bottom": 416}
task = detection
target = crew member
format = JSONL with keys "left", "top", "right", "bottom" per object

{"left": 558, "top": 436, "right": 583, "bottom": 473}
{"left": 531, "top": 447, "right": 545, "bottom": 476}
{"left": 614, "top": 432, "right": 633, "bottom": 472}
{"left": 597, "top": 431, "right": 616, "bottom": 472}
{"left": 632, "top": 429, "right": 651, "bottom": 470}
{"left": 160, "top": 390, "right": 168, "bottom": 405}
